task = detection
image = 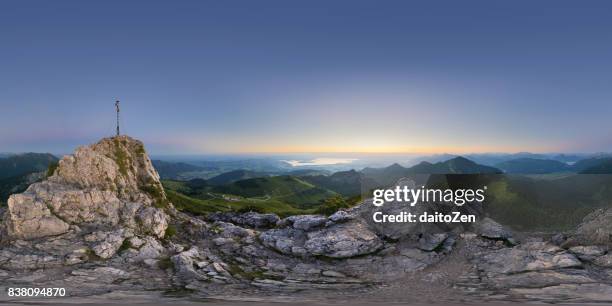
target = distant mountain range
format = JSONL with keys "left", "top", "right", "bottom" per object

{"left": 0, "top": 172, "right": 45, "bottom": 205}
{"left": 207, "top": 170, "right": 271, "bottom": 185}
{"left": 0, "top": 153, "right": 58, "bottom": 179}
{"left": 156, "top": 155, "right": 612, "bottom": 196}
{"left": 408, "top": 157, "right": 502, "bottom": 174}
{"left": 0, "top": 153, "right": 58, "bottom": 203}
{"left": 151, "top": 160, "right": 211, "bottom": 180}
{"left": 147, "top": 152, "right": 612, "bottom": 180}
{"left": 493, "top": 157, "right": 612, "bottom": 174}
{"left": 572, "top": 157, "right": 612, "bottom": 173}
{"left": 578, "top": 158, "right": 612, "bottom": 174}
{"left": 495, "top": 158, "right": 571, "bottom": 174}
{"left": 416, "top": 152, "right": 599, "bottom": 167}
{"left": 304, "top": 157, "right": 502, "bottom": 196}
{"left": 163, "top": 157, "right": 503, "bottom": 204}
{"left": 151, "top": 158, "right": 294, "bottom": 180}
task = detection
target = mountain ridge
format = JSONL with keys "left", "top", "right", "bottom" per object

{"left": 495, "top": 158, "right": 571, "bottom": 174}
{"left": 0, "top": 152, "right": 58, "bottom": 179}
{"left": 2, "top": 136, "right": 170, "bottom": 240}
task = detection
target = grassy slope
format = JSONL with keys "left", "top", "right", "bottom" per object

{"left": 166, "top": 189, "right": 313, "bottom": 217}
{"left": 166, "top": 175, "right": 339, "bottom": 208}
{"left": 485, "top": 174, "right": 612, "bottom": 231}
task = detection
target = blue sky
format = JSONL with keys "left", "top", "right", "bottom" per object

{"left": 1, "top": 0, "right": 612, "bottom": 154}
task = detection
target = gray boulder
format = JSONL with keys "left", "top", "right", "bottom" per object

{"left": 119, "top": 236, "right": 167, "bottom": 263}
{"left": 171, "top": 247, "right": 208, "bottom": 282}
{"left": 304, "top": 220, "right": 383, "bottom": 258}
{"left": 486, "top": 270, "right": 596, "bottom": 289}
{"left": 0, "top": 249, "right": 63, "bottom": 270}
{"left": 572, "top": 208, "right": 612, "bottom": 247}
{"left": 135, "top": 207, "right": 168, "bottom": 238}
{"left": 260, "top": 218, "right": 383, "bottom": 259}
{"left": 417, "top": 233, "right": 449, "bottom": 252}
{"left": 593, "top": 254, "right": 612, "bottom": 267}
{"left": 237, "top": 212, "right": 280, "bottom": 228}
{"left": 551, "top": 233, "right": 567, "bottom": 246}
{"left": 259, "top": 228, "right": 307, "bottom": 256}
{"left": 207, "top": 212, "right": 280, "bottom": 229}
{"left": 475, "top": 218, "right": 514, "bottom": 242}
{"left": 477, "top": 242, "right": 581, "bottom": 275}
{"left": 280, "top": 215, "right": 327, "bottom": 231}
{"left": 85, "top": 229, "right": 130, "bottom": 259}
{"left": 568, "top": 245, "right": 606, "bottom": 261}
{"left": 328, "top": 210, "right": 352, "bottom": 223}
{"left": 4, "top": 194, "right": 70, "bottom": 240}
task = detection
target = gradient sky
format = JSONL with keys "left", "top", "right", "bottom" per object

{"left": 2, "top": 0, "right": 612, "bottom": 154}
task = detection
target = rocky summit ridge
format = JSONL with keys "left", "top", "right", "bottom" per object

{"left": 1, "top": 136, "right": 612, "bottom": 303}
{"left": 2, "top": 136, "right": 168, "bottom": 241}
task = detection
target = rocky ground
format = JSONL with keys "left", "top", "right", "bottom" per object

{"left": 1, "top": 136, "right": 612, "bottom": 305}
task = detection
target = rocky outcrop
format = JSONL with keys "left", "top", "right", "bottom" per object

{"left": 477, "top": 242, "right": 582, "bottom": 275}
{"left": 280, "top": 215, "right": 327, "bottom": 231}
{"left": 260, "top": 214, "right": 382, "bottom": 259}
{"left": 417, "top": 233, "right": 450, "bottom": 251}
{"left": 4, "top": 194, "right": 71, "bottom": 240}
{"left": 304, "top": 220, "right": 383, "bottom": 258}
{"left": 352, "top": 197, "right": 428, "bottom": 240}
{"left": 136, "top": 207, "right": 168, "bottom": 238}
{"left": 260, "top": 227, "right": 308, "bottom": 256}
{"left": 85, "top": 229, "right": 130, "bottom": 259}
{"left": 53, "top": 136, "right": 164, "bottom": 200}
{"left": 568, "top": 245, "right": 606, "bottom": 262}
{"left": 462, "top": 236, "right": 612, "bottom": 302}
{"left": 3, "top": 136, "right": 169, "bottom": 240}
{"left": 0, "top": 135, "right": 171, "bottom": 281}
{"left": 570, "top": 208, "right": 612, "bottom": 247}
{"left": 475, "top": 217, "right": 514, "bottom": 242}
{"left": 207, "top": 212, "right": 280, "bottom": 229}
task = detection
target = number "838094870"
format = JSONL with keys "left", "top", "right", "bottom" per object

{"left": 7, "top": 287, "right": 66, "bottom": 297}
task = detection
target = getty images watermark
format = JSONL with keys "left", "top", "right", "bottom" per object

{"left": 370, "top": 185, "right": 487, "bottom": 223}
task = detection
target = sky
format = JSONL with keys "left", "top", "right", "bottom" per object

{"left": 1, "top": 0, "right": 612, "bottom": 155}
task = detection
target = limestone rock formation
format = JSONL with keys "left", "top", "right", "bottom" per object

{"left": 260, "top": 215, "right": 382, "bottom": 258}
{"left": 2, "top": 136, "right": 169, "bottom": 240}
{"left": 477, "top": 242, "right": 582, "bottom": 275}
{"left": 304, "top": 219, "right": 383, "bottom": 258}
{"left": 280, "top": 215, "right": 328, "bottom": 231}
{"left": 571, "top": 208, "right": 612, "bottom": 247}
{"left": 207, "top": 212, "right": 280, "bottom": 229}
{"left": 85, "top": 229, "right": 131, "bottom": 259}
{"left": 475, "top": 217, "right": 514, "bottom": 241}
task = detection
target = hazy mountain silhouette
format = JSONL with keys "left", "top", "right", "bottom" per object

{"left": 407, "top": 157, "right": 502, "bottom": 174}
{"left": 207, "top": 170, "right": 270, "bottom": 186}
{"left": 302, "top": 157, "right": 501, "bottom": 196}
{"left": 0, "top": 153, "right": 58, "bottom": 179}
{"left": 495, "top": 158, "right": 571, "bottom": 174}
{"left": 152, "top": 160, "right": 208, "bottom": 179}
{"left": 573, "top": 157, "right": 612, "bottom": 173}
{"left": 579, "top": 158, "right": 612, "bottom": 174}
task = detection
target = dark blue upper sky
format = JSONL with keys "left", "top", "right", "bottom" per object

{"left": 2, "top": 0, "right": 612, "bottom": 154}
